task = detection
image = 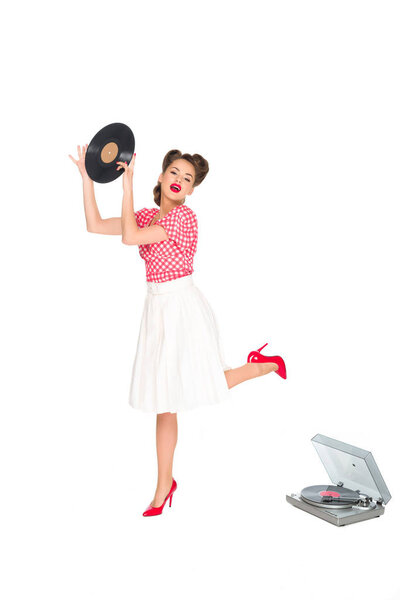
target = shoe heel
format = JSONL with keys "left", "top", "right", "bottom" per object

{"left": 257, "top": 341, "right": 269, "bottom": 352}
{"left": 169, "top": 493, "right": 173, "bottom": 507}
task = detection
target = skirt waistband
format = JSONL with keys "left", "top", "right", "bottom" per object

{"left": 146, "top": 274, "right": 194, "bottom": 295}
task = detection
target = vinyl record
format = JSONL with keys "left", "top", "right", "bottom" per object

{"left": 301, "top": 485, "right": 361, "bottom": 508}
{"left": 85, "top": 123, "right": 135, "bottom": 183}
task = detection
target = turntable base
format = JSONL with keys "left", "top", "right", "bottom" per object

{"left": 286, "top": 493, "right": 385, "bottom": 526}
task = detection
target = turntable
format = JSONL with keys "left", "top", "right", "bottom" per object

{"left": 286, "top": 434, "right": 391, "bottom": 526}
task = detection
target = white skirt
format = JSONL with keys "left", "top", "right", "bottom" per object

{"left": 128, "top": 274, "right": 231, "bottom": 413}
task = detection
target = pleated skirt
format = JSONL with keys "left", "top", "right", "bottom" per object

{"left": 128, "top": 274, "right": 231, "bottom": 413}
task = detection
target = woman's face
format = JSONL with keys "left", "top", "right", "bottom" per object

{"left": 158, "top": 159, "right": 195, "bottom": 202}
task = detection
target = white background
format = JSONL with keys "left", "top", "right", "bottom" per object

{"left": 1, "top": 1, "right": 400, "bottom": 599}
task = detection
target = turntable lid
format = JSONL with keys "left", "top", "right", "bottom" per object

{"left": 311, "top": 434, "right": 391, "bottom": 505}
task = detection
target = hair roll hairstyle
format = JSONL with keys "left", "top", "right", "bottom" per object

{"left": 153, "top": 149, "right": 209, "bottom": 206}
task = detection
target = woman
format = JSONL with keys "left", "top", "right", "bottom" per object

{"left": 69, "top": 145, "right": 286, "bottom": 517}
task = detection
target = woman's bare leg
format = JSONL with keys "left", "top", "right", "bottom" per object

{"left": 148, "top": 366, "right": 277, "bottom": 506}
{"left": 224, "top": 362, "right": 278, "bottom": 389}
{"left": 150, "top": 412, "right": 178, "bottom": 507}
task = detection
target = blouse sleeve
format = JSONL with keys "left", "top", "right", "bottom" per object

{"left": 134, "top": 208, "right": 150, "bottom": 228}
{"left": 154, "top": 207, "right": 198, "bottom": 252}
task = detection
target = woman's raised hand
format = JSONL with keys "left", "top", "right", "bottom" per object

{"left": 116, "top": 153, "right": 136, "bottom": 191}
{"left": 68, "top": 144, "right": 89, "bottom": 178}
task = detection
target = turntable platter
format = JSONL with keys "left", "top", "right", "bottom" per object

{"left": 301, "top": 485, "right": 361, "bottom": 509}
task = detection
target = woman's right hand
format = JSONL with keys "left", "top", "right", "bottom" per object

{"left": 68, "top": 144, "right": 89, "bottom": 178}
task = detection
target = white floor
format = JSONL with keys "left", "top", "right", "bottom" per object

{"left": 2, "top": 1, "right": 399, "bottom": 598}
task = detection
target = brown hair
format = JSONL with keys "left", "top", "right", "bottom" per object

{"left": 153, "top": 149, "right": 209, "bottom": 206}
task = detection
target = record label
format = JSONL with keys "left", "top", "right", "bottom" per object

{"left": 100, "top": 142, "right": 119, "bottom": 164}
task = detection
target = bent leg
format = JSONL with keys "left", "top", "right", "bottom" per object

{"left": 224, "top": 362, "right": 278, "bottom": 389}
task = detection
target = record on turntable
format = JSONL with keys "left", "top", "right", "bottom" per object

{"left": 85, "top": 122, "right": 135, "bottom": 183}
{"left": 301, "top": 484, "right": 364, "bottom": 507}
{"left": 286, "top": 434, "right": 391, "bottom": 526}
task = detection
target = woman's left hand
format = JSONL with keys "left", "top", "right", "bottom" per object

{"left": 116, "top": 153, "right": 136, "bottom": 190}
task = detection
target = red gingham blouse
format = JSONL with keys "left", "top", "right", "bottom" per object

{"left": 134, "top": 204, "right": 198, "bottom": 283}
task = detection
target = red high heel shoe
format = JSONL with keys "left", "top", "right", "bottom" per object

{"left": 247, "top": 342, "right": 287, "bottom": 379}
{"left": 142, "top": 479, "right": 177, "bottom": 517}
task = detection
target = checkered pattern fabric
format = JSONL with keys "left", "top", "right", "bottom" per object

{"left": 134, "top": 205, "right": 198, "bottom": 282}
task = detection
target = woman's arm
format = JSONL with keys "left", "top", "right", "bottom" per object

{"left": 121, "top": 186, "right": 168, "bottom": 244}
{"left": 69, "top": 144, "right": 122, "bottom": 235}
{"left": 121, "top": 183, "right": 138, "bottom": 242}
{"left": 118, "top": 158, "right": 169, "bottom": 245}
{"left": 83, "top": 176, "right": 124, "bottom": 234}
{"left": 122, "top": 223, "right": 169, "bottom": 245}
{"left": 70, "top": 145, "right": 164, "bottom": 238}
{"left": 82, "top": 175, "right": 112, "bottom": 233}
{"left": 88, "top": 211, "right": 169, "bottom": 241}
{"left": 88, "top": 216, "right": 122, "bottom": 235}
